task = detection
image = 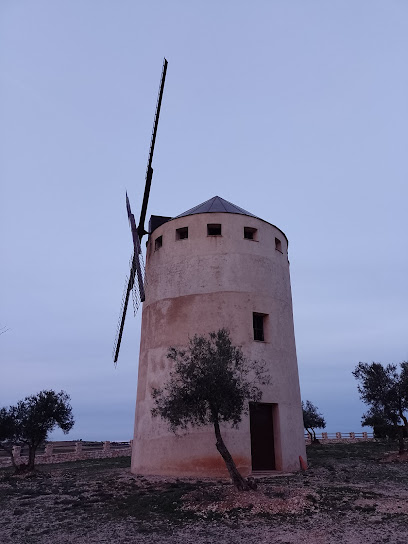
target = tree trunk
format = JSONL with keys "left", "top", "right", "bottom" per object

{"left": 213, "top": 419, "right": 251, "bottom": 491}
{"left": 27, "top": 444, "right": 36, "bottom": 471}
{"left": 400, "top": 413, "right": 408, "bottom": 450}
{"left": 398, "top": 426, "right": 405, "bottom": 455}
{"left": 312, "top": 429, "right": 320, "bottom": 444}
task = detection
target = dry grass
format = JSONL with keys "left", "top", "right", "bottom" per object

{"left": 1, "top": 441, "right": 408, "bottom": 543}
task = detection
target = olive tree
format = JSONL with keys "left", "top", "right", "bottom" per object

{"left": 0, "top": 390, "right": 74, "bottom": 471}
{"left": 0, "top": 406, "right": 19, "bottom": 469}
{"left": 302, "top": 400, "right": 326, "bottom": 443}
{"left": 353, "top": 362, "right": 408, "bottom": 453}
{"left": 151, "top": 329, "right": 269, "bottom": 491}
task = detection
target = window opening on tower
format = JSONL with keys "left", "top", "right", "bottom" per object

{"left": 275, "top": 237, "right": 282, "bottom": 252}
{"left": 253, "top": 313, "right": 266, "bottom": 342}
{"left": 176, "top": 227, "right": 188, "bottom": 240}
{"left": 244, "top": 227, "right": 258, "bottom": 240}
{"left": 207, "top": 224, "right": 222, "bottom": 236}
{"left": 155, "top": 236, "right": 163, "bottom": 250}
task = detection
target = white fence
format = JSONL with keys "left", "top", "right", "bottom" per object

{"left": 0, "top": 433, "right": 376, "bottom": 469}
{"left": 304, "top": 431, "right": 374, "bottom": 443}
{"left": 0, "top": 440, "right": 132, "bottom": 468}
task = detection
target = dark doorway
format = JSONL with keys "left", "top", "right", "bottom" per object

{"left": 249, "top": 403, "right": 275, "bottom": 470}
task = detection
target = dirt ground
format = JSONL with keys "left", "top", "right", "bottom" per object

{"left": 1, "top": 441, "right": 408, "bottom": 544}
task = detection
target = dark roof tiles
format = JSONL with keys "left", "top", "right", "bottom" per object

{"left": 176, "top": 196, "right": 258, "bottom": 219}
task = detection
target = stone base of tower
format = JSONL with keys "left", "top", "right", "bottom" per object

{"left": 130, "top": 403, "right": 306, "bottom": 478}
{"left": 131, "top": 431, "right": 251, "bottom": 478}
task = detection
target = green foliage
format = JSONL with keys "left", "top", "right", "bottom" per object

{"left": 352, "top": 362, "right": 408, "bottom": 429}
{"left": 353, "top": 362, "right": 408, "bottom": 452}
{"left": 152, "top": 329, "right": 269, "bottom": 490}
{"left": 152, "top": 329, "right": 269, "bottom": 431}
{"left": 14, "top": 390, "right": 74, "bottom": 446}
{"left": 0, "top": 390, "right": 74, "bottom": 470}
{"left": 0, "top": 407, "right": 18, "bottom": 445}
{"left": 302, "top": 400, "right": 326, "bottom": 441}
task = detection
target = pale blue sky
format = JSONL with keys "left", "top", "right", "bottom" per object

{"left": 1, "top": 1, "right": 407, "bottom": 440}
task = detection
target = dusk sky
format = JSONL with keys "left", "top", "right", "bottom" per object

{"left": 1, "top": 1, "right": 407, "bottom": 441}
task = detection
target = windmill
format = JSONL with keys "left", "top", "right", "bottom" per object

{"left": 113, "top": 58, "right": 168, "bottom": 364}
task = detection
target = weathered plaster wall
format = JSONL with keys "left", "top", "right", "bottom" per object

{"left": 132, "top": 212, "right": 306, "bottom": 477}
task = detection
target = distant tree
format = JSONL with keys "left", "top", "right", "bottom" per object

{"left": 353, "top": 362, "right": 408, "bottom": 454}
{"left": 0, "top": 390, "right": 75, "bottom": 471}
{"left": 361, "top": 410, "right": 405, "bottom": 441}
{"left": 0, "top": 407, "right": 19, "bottom": 470}
{"left": 302, "top": 400, "right": 326, "bottom": 443}
{"left": 151, "top": 329, "right": 269, "bottom": 491}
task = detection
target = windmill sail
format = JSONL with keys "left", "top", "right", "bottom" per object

{"left": 113, "top": 58, "right": 168, "bottom": 364}
{"left": 130, "top": 250, "right": 146, "bottom": 314}
{"left": 126, "top": 192, "right": 145, "bottom": 302}
{"left": 112, "top": 272, "right": 133, "bottom": 364}
{"left": 112, "top": 248, "right": 146, "bottom": 364}
{"left": 138, "top": 58, "right": 168, "bottom": 239}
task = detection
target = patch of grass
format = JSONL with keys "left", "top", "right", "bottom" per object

{"left": 355, "top": 504, "right": 377, "bottom": 513}
{"left": 265, "top": 489, "right": 288, "bottom": 499}
{"left": 314, "top": 484, "right": 382, "bottom": 513}
{"left": 41, "top": 456, "right": 131, "bottom": 473}
{"left": 306, "top": 441, "right": 408, "bottom": 485}
{"left": 256, "top": 511, "right": 300, "bottom": 522}
{"left": 306, "top": 440, "right": 395, "bottom": 465}
{"left": 111, "top": 482, "right": 198, "bottom": 521}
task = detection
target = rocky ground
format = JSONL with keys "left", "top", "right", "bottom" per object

{"left": 1, "top": 441, "right": 408, "bottom": 544}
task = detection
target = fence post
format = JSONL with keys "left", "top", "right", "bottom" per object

{"left": 130, "top": 439, "right": 133, "bottom": 450}
{"left": 12, "top": 446, "right": 21, "bottom": 463}
{"left": 45, "top": 444, "right": 53, "bottom": 457}
{"left": 75, "top": 442, "right": 83, "bottom": 457}
{"left": 103, "top": 441, "right": 111, "bottom": 452}
{"left": 322, "top": 432, "right": 328, "bottom": 440}
{"left": 362, "top": 432, "right": 368, "bottom": 440}
{"left": 336, "top": 432, "right": 342, "bottom": 439}
{"left": 350, "top": 432, "right": 355, "bottom": 439}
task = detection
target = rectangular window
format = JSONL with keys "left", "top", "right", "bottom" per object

{"left": 244, "top": 227, "right": 257, "bottom": 240}
{"left": 207, "top": 224, "right": 222, "bottom": 236}
{"left": 275, "top": 237, "right": 282, "bottom": 252}
{"left": 176, "top": 227, "right": 188, "bottom": 240}
{"left": 155, "top": 235, "right": 163, "bottom": 250}
{"left": 253, "top": 313, "right": 266, "bottom": 341}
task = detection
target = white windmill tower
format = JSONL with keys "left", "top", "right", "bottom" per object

{"left": 114, "top": 62, "right": 306, "bottom": 477}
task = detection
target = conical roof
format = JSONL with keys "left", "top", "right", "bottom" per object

{"left": 176, "top": 196, "right": 258, "bottom": 219}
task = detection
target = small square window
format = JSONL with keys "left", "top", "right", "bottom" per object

{"left": 244, "top": 227, "right": 257, "bottom": 240}
{"left": 176, "top": 227, "right": 188, "bottom": 240}
{"left": 207, "top": 224, "right": 222, "bottom": 236}
{"left": 155, "top": 236, "right": 163, "bottom": 250}
{"left": 275, "top": 237, "right": 282, "bottom": 252}
{"left": 253, "top": 313, "right": 266, "bottom": 342}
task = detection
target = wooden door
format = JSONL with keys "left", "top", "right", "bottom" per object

{"left": 249, "top": 403, "right": 275, "bottom": 470}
